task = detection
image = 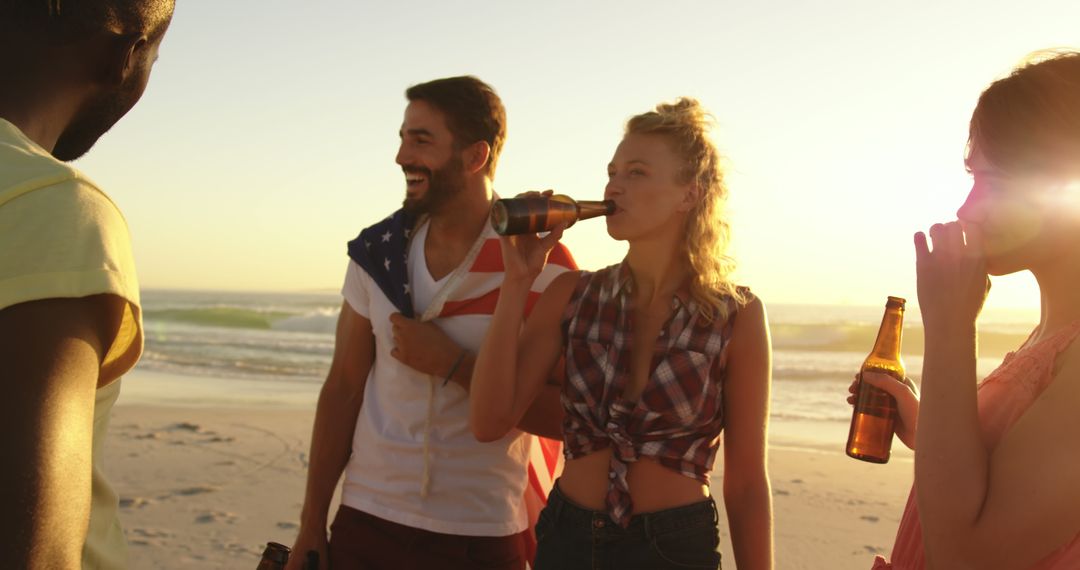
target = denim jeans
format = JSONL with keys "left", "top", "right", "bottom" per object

{"left": 533, "top": 483, "right": 722, "bottom": 570}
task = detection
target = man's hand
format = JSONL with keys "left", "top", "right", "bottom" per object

{"left": 284, "top": 526, "right": 327, "bottom": 570}
{"left": 389, "top": 313, "right": 463, "bottom": 377}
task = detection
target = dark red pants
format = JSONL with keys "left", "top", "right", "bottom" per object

{"left": 328, "top": 505, "right": 528, "bottom": 570}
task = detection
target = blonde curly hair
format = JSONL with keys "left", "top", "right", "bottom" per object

{"left": 625, "top": 98, "right": 745, "bottom": 322}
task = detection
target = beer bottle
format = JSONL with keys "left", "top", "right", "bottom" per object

{"left": 846, "top": 296, "right": 906, "bottom": 463}
{"left": 256, "top": 542, "right": 290, "bottom": 570}
{"left": 490, "top": 193, "right": 614, "bottom": 235}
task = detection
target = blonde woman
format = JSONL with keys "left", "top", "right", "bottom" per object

{"left": 470, "top": 99, "right": 774, "bottom": 569}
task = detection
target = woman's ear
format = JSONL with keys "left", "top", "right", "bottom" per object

{"left": 677, "top": 182, "right": 701, "bottom": 212}
{"left": 463, "top": 141, "right": 492, "bottom": 175}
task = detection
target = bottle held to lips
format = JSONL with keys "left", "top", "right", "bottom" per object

{"left": 846, "top": 296, "right": 906, "bottom": 464}
{"left": 490, "top": 193, "right": 615, "bottom": 235}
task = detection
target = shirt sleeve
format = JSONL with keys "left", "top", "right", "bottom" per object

{"left": 341, "top": 260, "right": 372, "bottom": 319}
{"left": 0, "top": 180, "right": 143, "bottom": 378}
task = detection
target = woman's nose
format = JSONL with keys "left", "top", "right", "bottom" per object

{"left": 604, "top": 179, "right": 621, "bottom": 200}
{"left": 956, "top": 184, "right": 985, "bottom": 223}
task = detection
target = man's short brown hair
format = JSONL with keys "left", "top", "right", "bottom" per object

{"left": 405, "top": 76, "right": 507, "bottom": 177}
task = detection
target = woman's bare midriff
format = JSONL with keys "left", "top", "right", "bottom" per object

{"left": 557, "top": 448, "right": 710, "bottom": 514}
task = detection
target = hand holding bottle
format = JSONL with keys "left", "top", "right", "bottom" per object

{"left": 847, "top": 372, "right": 920, "bottom": 449}
{"left": 283, "top": 530, "right": 325, "bottom": 570}
{"left": 497, "top": 190, "right": 566, "bottom": 284}
{"left": 846, "top": 296, "right": 907, "bottom": 463}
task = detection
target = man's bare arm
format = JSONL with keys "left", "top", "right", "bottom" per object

{"left": 286, "top": 302, "right": 375, "bottom": 570}
{"left": 0, "top": 295, "right": 125, "bottom": 569}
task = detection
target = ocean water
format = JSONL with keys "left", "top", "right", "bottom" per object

{"left": 139, "top": 290, "right": 1039, "bottom": 425}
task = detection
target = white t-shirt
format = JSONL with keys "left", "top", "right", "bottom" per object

{"left": 340, "top": 222, "right": 531, "bottom": 537}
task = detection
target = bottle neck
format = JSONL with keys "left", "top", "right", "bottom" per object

{"left": 576, "top": 199, "right": 615, "bottom": 221}
{"left": 869, "top": 307, "right": 904, "bottom": 361}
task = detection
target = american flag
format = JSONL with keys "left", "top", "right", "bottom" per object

{"left": 347, "top": 208, "right": 573, "bottom": 562}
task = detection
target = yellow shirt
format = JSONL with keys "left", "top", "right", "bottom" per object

{"left": 0, "top": 118, "right": 142, "bottom": 569}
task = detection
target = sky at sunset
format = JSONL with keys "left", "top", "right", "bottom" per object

{"left": 74, "top": 0, "right": 1080, "bottom": 311}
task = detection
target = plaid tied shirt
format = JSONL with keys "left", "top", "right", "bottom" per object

{"left": 560, "top": 262, "right": 739, "bottom": 527}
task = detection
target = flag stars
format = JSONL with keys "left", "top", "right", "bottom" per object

{"left": 381, "top": 230, "right": 393, "bottom": 243}
{"left": 404, "top": 284, "right": 411, "bottom": 295}
{"left": 384, "top": 257, "right": 391, "bottom": 271}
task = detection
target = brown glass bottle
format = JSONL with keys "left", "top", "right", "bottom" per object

{"left": 490, "top": 193, "right": 615, "bottom": 235}
{"left": 256, "top": 542, "right": 291, "bottom": 570}
{"left": 846, "top": 296, "right": 906, "bottom": 464}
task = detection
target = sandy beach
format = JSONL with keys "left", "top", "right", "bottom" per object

{"left": 106, "top": 369, "right": 914, "bottom": 569}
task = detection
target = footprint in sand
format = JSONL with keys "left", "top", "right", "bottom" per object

{"left": 119, "top": 497, "right": 153, "bottom": 509}
{"left": 277, "top": 521, "right": 299, "bottom": 529}
{"left": 126, "top": 527, "right": 174, "bottom": 547}
{"left": 773, "top": 489, "right": 790, "bottom": 496}
{"left": 130, "top": 528, "right": 174, "bottom": 538}
{"left": 156, "top": 486, "right": 220, "bottom": 502}
{"left": 791, "top": 479, "right": 804, "bottom": 484}
{"left": 174, "top": 485, "right": 220, "bottom": 497}
{"left": 864, "top": 545, "right": 881, "bottom": 554}
{"left": 217, "top": 540, "right": 261, "bottom": 557}
{"left": 195, "top": 510, "right": 239, "bottom": 524}
{"left": 170, "top": 422, "right": 203, "bottom": 432}
{"left": 861, "top": 515, "right": 880, "bottom": 523}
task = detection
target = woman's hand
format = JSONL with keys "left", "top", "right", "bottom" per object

{"left": 847, "top": 371, "right": 920, "bottom": 449}
{"left": 914, "top": 222, "right": 991, "bottom": 332}
{"left": 498, "top": 190, "right": 566, "bottom": 283}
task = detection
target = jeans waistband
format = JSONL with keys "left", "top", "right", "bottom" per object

{"left": 546, "top": 482, "right": 718, "bottom": 539}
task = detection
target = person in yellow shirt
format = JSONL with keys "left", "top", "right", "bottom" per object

{"left": 0, "top": 2, "right": 175, "bottom": 568}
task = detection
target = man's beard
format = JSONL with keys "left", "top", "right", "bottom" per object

{"left": 402, "top": 155, "right": 466, "bottom": 216}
